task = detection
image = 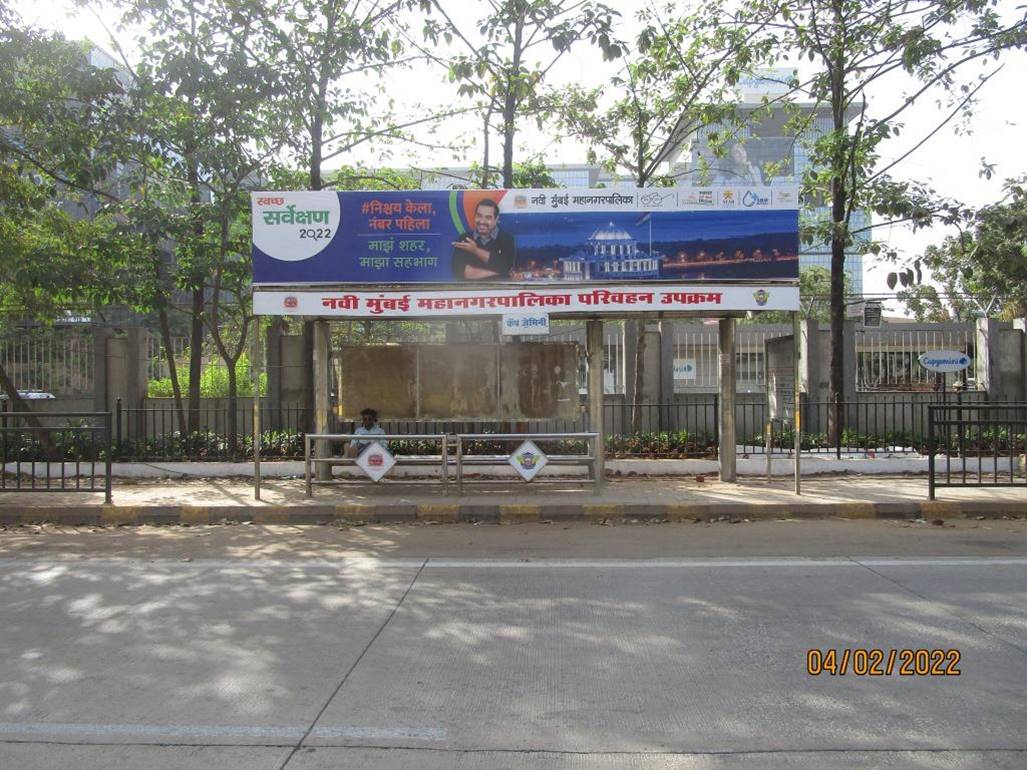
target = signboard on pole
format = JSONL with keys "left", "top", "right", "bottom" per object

{"left": 251, "top": 187, "right": 799, "bottom": 287}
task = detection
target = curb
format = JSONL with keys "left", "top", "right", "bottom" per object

{"left": 2, "top": 500, "right": 1026, "bottom": 526}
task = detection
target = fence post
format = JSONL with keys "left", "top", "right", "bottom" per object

{"left": 304, "top": 434, "right": 312, "bottom": 498}
{"left": 928, "top": 405, "right": 936, "bottom": 500}
{"left": 718, "top": 318, "right": 737, "bottom": 482}
{"left": 114, "top": 398, "right": 122, "bottom": 461}
{"left": 765, "top": 420, "right": 772, "bottom": 481}
{"left": 586, "top": 320, "right": 605, "bottom": 487}
{"left": 836, "top": 402, "right": 842, "bottom": 461}
{"left": 104, "top": 411, "right": 113, "bottom": 505}
{"left": 713, "top": 394, "right": 720, "bottom": 457}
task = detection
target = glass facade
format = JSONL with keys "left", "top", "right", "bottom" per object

{"left": 686, "top": 110, "right": 866, "bottom": 295}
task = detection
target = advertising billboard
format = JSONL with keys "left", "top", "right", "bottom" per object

{"left": 251, "top": 187, "right": 799, "bottom": 287}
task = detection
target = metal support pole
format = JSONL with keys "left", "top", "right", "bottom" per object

{"left": 793, "top": 311, "right": 801, "bottom": 494}
{"left": 304, "top": 434, "right": 312, "bottom": 498}
{"left": 313, "top": 319, "right": 331, "bottom": 482}
{"left": 586, "top": 319, "right": 605, "bottom": 491}
{"left": 441, "top": 434, "right": 449, "bottom": 486}
{"left": 104, "top": 411, "right": 113, "bottom": 504}
{"left": 928, "top": 406, "right": 935, "bottom": 500}
{"left": 252, "top": 325, "right": 262, "bottom": 501}
{"left": 766, "top": 420, "right": 772, "bottom": 482}
{"left": 115, "top": 397, "right": 122, "bottom": 460}
{"left": 456, "top": 435, "right": 464, "bottom": 495}
{"left": 718, "top": 317, "right": 736, "bottom": 483}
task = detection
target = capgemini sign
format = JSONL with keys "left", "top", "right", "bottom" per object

{"left": 918, "top": 350, "right": 970, "bottom": 373}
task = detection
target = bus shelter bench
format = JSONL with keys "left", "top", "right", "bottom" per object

{"left": 304, "top": 433, "right": 449, "bottom": 497}
{"left": 454, "top": 432, "right": 601, "bottom": 493}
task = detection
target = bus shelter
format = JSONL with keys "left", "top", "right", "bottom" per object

{"left": 249, "top": 187, "right": 802, "bottom": 497}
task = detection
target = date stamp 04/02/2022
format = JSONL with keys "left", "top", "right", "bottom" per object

{"left": 807, "top": 648, "right": 961, "bottom": 677}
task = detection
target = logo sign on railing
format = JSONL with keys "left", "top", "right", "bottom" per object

{"left": 355, "top": 441, "right": 396, "bottom": 482}
{"left": 509, "top": 440, "right": 548, "bottom": 481}
{"left": 673, "top": 358, "right": 697, "bottom": 380}
{"left": 919, "top": 350, "right": 970, "bottom": 373}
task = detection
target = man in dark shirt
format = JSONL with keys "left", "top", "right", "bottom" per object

{"left": 451, "top": 198, "right": 517, "bottom": 280}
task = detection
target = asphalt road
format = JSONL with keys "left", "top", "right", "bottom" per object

{"left": 1, "top": 520, "right": 1025, "bottom": 769}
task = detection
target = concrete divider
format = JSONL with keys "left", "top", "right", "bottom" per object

{"left": 4, "top": 499, "right": 1025, "bottom": 526}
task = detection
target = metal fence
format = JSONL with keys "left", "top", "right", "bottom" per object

{"left": 672, "top": 324, "right": 791, "bottom": 393}
{"left": 94, "top": 394, "right": 1012, "bottom": 462}
{"left": 857, "top": 325, "right": 977, "bottom": 392}
{"left": 928, "top": 403, "right": 1027, "bottom": 500}
{"left": 0, "top": 328, "right": 94, "bottom": 396}
{"left": 599, "top": 394, "right": 993, "bottom": 457}
{"left": 113, "top": 400, "right": 311, "bottom": 461}
{"left": 0, "top": 411, "right": 112, "bottom": 502}
{"left": 549, "top": 320, "right": 625, "bottom": 394}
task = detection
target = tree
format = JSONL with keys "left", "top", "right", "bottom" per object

{"left": 558, "top": 0, "right": 774, "bottom": 431}
{"left": 229, "top": 0, "right": 453, "bottom": 430}
{"left": 101, "top": 0, "right": 285, "bottom": 441}
{"left": 896, "top": 281, "right": 954, "bottom": 322}
{"left": 743, "top": 0, "right": 1027, "bottom": 441}
{"left": 0, "top": 13, "right": 133, "bottom": 431}
{"left": 422, "top": 0, "right": 621, "bottom": 187}
{"left": 746, "top": 266, "right": 852, "bottom": 324}
{"left": 900, "top": 176, "right": 1027, "bottom": 320}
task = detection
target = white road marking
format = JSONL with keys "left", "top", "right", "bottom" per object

{"left": 425, "top": 557, "right": 1027, "bottom": 568}
{"left": 0, "top": 721, "right": 446, "bottom": 742}
{"left": 0, "top": 557, "right": 1025, "bottom": 571}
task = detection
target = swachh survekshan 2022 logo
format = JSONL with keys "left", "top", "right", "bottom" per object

{"left": 753, "top": 289, "right": 770, "bottom": 306}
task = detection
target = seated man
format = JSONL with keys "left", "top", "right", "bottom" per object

{"left": 344, "top": 407, "right": 385, "bottom": 458}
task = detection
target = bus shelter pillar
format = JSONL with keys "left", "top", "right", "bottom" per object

{"left": 718, "top": 317, "right": 737, "bottom": 483}
{"left": 587, "top": 319, "right": 605, "bottom": 488}
{"left": 313, "top": 319, "right": 332, "bottom": 481}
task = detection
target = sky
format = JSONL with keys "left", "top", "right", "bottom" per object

{"left": 13, "top": 0, "right": 1027, "bottom": 313}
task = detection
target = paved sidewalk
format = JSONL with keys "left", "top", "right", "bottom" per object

{"left": 1, "top": 475, "right": 1026, "bottom": 524}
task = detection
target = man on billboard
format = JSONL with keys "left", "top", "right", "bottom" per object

{"left": 451, "top": 198, "right": 517, "bottom": 280}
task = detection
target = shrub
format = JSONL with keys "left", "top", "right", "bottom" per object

{"left": 147, "top": 354, "right": 268, "bottom": 398}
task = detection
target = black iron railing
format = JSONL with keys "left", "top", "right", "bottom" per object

{"left": 0, "top": 411, "right": 112, "bottom": 503}
{"left": 103, "top": 394, "right": 1002, "bottom": 462}
{"left": 928, "top": 402, "right": 1027, "bottom": 500}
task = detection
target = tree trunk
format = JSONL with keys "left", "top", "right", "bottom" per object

{"left": 188, "top": 287, "right": 204, "bottom": 433}
{"left": 226, "top": 359, "right": 238, "bottom": 461}
{"left": 828, "top": 151, "right": 848, "bottom": 448}
{"left": 828, "top": 8, "right": 847, "bottom": 451}
{"left": 481, "top": 105, "right": 492, "bottom": 188}
{"left": 184, "top": 5, "right": 205, "bottom": 437}
{"left": 302, "top": 319, "right": 315, "bottom": 432}
{"left": 828, "top": 228, "right": 846, "bottom": 448}
{"left": 0, "top": 359, "right": 58, "bottom": 459}
{"left": 630, "top": 156, "right": 651, "bottom": 437}
{"left": 501, "top": 13, "right": 524, "bottom": 187}
{"left": 157, "top": 306, "right": 187, "bottom": 435}
{"left": 502, "top": 100, "right": 515, "bottom": 187}
{"left": 310, "top": 126, "right": 322, "bottom": 190}
{"left": 631, "top": 320, "right": 647, "bottom": 434}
